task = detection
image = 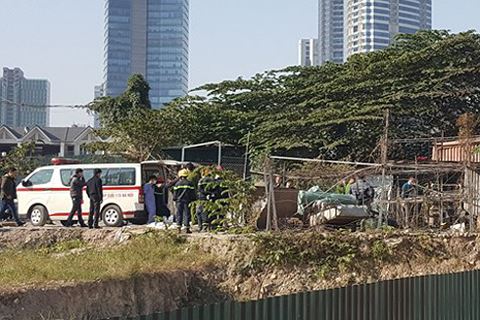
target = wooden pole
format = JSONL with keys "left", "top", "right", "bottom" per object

{"left": 378, "top": 108, "right": 390, "bottom": 228}
{"left": 264, "top": 158, "right": 272, "bottom": 231}
{"left": 269, "top": 157, "right": 279, "bottom": 231}
{"left": 243, "top": 131, "right": 251, "bottom": 180}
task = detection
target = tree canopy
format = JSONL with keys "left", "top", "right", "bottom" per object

{"left": 163, "top": 30, "right": 480, "bottom": 162}
{"left": 89, "top": 75, "right": 175, "bottom": 161}
{"left": 90, "top": 31, "right": 480, "bottom": 163}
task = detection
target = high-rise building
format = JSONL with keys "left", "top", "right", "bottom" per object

{"left": 0, "top": 67, "right": 50, "bottom": 127}
{"left": 345, "top": 0, "right": 432, "bottom": 58}
{"left": 103, "top": 0, "right": 189, "bottom": 108}
{"left": 298, "top": 39, "right": 319, "bottom": 66}
{"left": 94, "top": 84, "right": 105, "bottom": 99}
{"left": 93, "top": 84, "right": 105, "bottom": 128}
{"left": 312, "top": 0, "right": 432, "bottom": 65}
{"left": 318, "top": 0, "right": 345, "bottom": 64}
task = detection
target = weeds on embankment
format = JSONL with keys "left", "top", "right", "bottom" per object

{"left": 248, "top": 231, "right": 394, "bottom": 279}
{"left": 0, "top": 231, "right": 213, "bottom": 288}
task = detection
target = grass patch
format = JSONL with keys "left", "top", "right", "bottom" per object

{"left": 0, "top": 231, "right": 213, "bottom": 288}
{"left": 248, "top": 232, "right": 400, "bottom": 279}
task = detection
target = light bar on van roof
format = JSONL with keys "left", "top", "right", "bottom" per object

{"left": 51, "top": 158, "right": 82, "bottom": 166}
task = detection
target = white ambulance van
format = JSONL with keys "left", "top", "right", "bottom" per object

{"left": 17, "top": 159, "right": 183, "bottom": 227}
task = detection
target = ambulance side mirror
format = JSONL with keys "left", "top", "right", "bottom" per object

{"left": 22, "top": 180, "right": 32, "bottom": 187}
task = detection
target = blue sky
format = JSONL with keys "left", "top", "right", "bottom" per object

{"left": 0, "top": 0, "right": 479, "bottom": 126}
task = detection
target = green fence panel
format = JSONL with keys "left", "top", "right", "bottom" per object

{"left": 338, "top": 286, "right": 346, "bottom": 320}
{"left": 295, "top": 291, "right": 304, "bottom": 320}
{"left": 265, "top": 297, "right": 274, "bottom": 320}
{"left": 473, "top": 271, "right": 479, "bottom": 320}
{"left": 253, "top": 299, "right": 262, "bottom": 320}
{"left": 325, "top": 288, "right": 333, "bottom": 320}
{"left": 345, "top": 285, "right": 353, "bottom": 320}
{"left": 311, "top": 290, "right": 320, "bottom": 320}
{"left": 331, "top": 287, "right": 340, "bottom": 320}
{"left": 454, "top": 272, "right": 460, "bottom": 320}
{"left": 126, "top": 270, "right": 480, "bottom": 320}
{"left": 369, "top": 282, "right": 375, "bottom": 320}
{"left": 317, "top": 289, "right": 326, "bottom": 320}
{"left": 286, "top": 292, "right": 293, "bottom": 320}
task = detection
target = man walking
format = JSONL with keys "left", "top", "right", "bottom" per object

{"left": 86, "top": 169, "right": 103, "bottom": 229}
{"left": 0, "top": 167, "right": 24, "bottom": 227}
{"left": 173, "top": 169, "right": 196, "bottom": 234}
{"left": 66, "top": 168, "right": 87, "bottom": 227}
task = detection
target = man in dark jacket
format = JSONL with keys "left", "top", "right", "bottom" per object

{"left": 86, "top": 169, "right": 103, "bottom": 229}
{"left": 173, "top": 169, "right": 196, "bottom": 233}
{"left": 0, "top": 167, "right": 24, "bottom": 226}
{"left": 154, "top": 177, "right": 170, "bottom": 219}
{"left": 66, "top": 168, "right": 87, "bottom": 227}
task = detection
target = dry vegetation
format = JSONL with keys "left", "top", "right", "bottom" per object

{"left": 0, "top": 231, "right": 213, "bottom": 289}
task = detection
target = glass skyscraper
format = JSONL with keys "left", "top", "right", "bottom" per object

{"left": 103, "top": 0, "right": 189, "bottom": 108}
{"left": 345, "top": 0, "right": 432, "bottom": 58}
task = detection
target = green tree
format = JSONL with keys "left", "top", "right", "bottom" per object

{"left": 89, "top": 75, "right": 174, "bottom": 161}
{"left": 163, "top": 30, "right": 480, "bottom": 162}
{"left": 90, "top": 31, "right": 480, "bottom": 163}
{"left": 0, "top": 142, "right": 38, "bottom": 177}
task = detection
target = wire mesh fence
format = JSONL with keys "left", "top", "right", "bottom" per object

{"left": 259, "top": 154, "right": 480, "bottom": 232}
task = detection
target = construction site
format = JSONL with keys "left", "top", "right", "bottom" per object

{"left": 255, "top": 113, "right": 480, "bottom": 236}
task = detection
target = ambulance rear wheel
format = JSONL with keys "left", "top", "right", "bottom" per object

{"left": 30, "top": 205, "right": 48, "bottom": 227}
{"left": 102, "top": 205, "right": 123, "bottom": 227}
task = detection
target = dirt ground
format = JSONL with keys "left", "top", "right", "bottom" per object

{"left": 0, "top": 225, "right": 138, "bottom": 250}
{"left": 1, "top": 227, "right": 480, "bottom": 319}
{"left": 0, "top": 272, "right": 192, "bottom": 320}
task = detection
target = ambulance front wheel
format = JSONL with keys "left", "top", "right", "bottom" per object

{"left": 30, "top": 205, "right": 48, "bottom": 227}
{"left": 102, "top": 205, "right": 123, "bottom": 227}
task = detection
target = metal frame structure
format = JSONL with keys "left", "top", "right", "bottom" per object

{"left": 181, "top": 141, "right": 223, "bottom": 166}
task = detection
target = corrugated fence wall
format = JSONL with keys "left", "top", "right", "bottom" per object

{"left": 108, "top": 269, "right": 480, "bottom": 320}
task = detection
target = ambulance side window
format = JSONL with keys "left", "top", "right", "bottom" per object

{"left": 61, "top": 169, "right": 94, "bottom": 186}
{"left": 103, "top": 169, "right": 120, "bottom": 186}
{"left": 28, "top": 169, "right": 54, "bottom": 186}
{"left": 83, "top": 169, "right": 94, "bottom": 182}
{"left": 103, "top": 168, "right": 135, "bottom": 186}
{"left": 119, "top": 168, "right": 135, "bottom": 185}
{"left": 60, "top": 169, "right": 74, "bottom": 186}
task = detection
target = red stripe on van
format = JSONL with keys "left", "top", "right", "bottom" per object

{"left": 49, "top": 211, "right": 137, "bottom": 217}
{"left": 17, "top": 186, "right": 142, "bottom": 192}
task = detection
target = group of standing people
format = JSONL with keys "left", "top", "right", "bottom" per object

{"left": 66, "top": 168, "right": 104, "bottom": 228}
{"left": 143, "top": 164, "right": 226, "bottom": 234}
{"left": 143, "top": 175, "right": 172, "bottom": 224}
{"left": 0, "top": 167, "right": 104, "bottom": 228}
{"left": 0, "top": 163, "right": 228, "bottom": 231}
